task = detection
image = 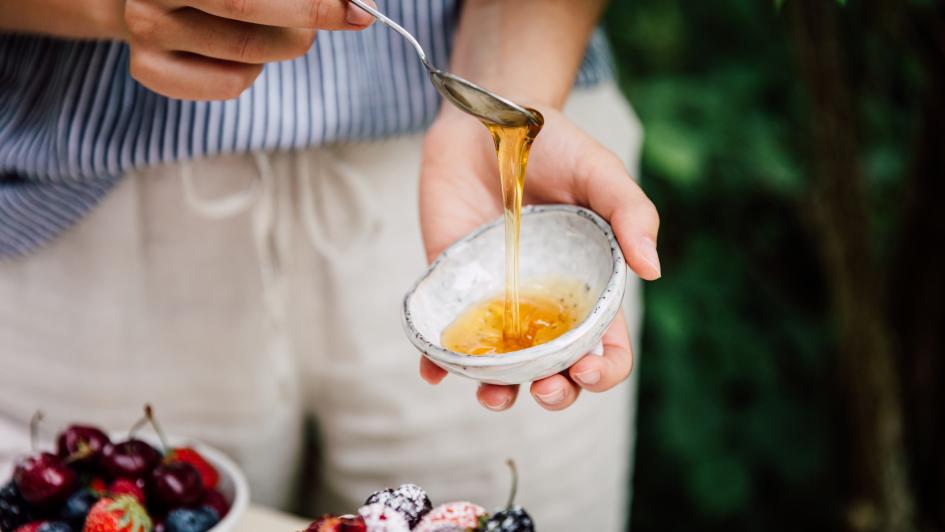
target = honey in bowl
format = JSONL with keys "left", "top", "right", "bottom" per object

{"left": 442, "top": 277, "right": 594, "bottom": 356}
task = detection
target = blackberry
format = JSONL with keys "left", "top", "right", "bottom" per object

{"left": 481, "top": 505, "right": 534, "bottom": 532}
{"left": 481, "top": 461, "right": 535, "bottom": 532}
{"left": 0, "top": 481, "right": 34, "bottom": 531}
{"left": 364, "top": 483, "right": 432, "bottom": 528}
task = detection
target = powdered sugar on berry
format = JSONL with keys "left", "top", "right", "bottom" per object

{"left": 357, "top": 503, "right": 410, "bottom": 532}
{"left": 413, "top": 502, "right": 487, "bottom": 532}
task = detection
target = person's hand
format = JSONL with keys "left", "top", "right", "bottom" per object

{"left": 123, "top": 0, "right": 376, "bottom": 100}
{"left": 418, "top": 106, "right": 661, "bottom": 412}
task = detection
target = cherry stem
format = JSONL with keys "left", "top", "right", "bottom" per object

{"left": 144, "top": 404, "right": 170, "bottom": 454}
{"left": 29, "top": 411, "right": 43, "bottom": 452}
{"left": 128, "top": 411, "right": 149, "bottom": 439}
{"left": 505, "top": 459, "right": 518, "bottom": 509}
{"left": 64, "top": 441, "right": 93, "bottom": 465}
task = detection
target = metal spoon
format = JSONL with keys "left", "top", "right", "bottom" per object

{"left": 348, "top": 0, "right": 541, "bottom": 128}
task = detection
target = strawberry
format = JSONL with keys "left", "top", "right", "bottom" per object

{"left": 108, "top": 479, "right": 145, "bottom": 505}
{"left": 302, "top": 515, "right": 366, "bottom": 532}
{"left": 413, "top": 502, "right": 487, "bottom": 532}
{"left": 83, "top": 496, "right": 152, "bottom": 532}
{"left": 165, "top": 449, "right": 217, "bottom": 491}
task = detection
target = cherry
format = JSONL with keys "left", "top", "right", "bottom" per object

{"left": 201, "top": 489, "right": 230, "bottom": 518}
{"left": 100, "top": 440, "right": 162, "bottom": 479}
{"left": 149, "top": 461, "right": 206, "bottom": 509}
{"left": 13, "top": 452, "right": 77, "bottom": 506}
{"left": 56, "top": 425, "right": 110, "bottom": 467}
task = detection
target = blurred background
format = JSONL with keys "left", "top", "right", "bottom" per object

{"left": 602, "top": 0, "right": 944, "bottom": 530}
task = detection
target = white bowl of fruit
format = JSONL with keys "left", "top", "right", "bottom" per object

{"left": 0, "top": 407, "right": 248, "bottom": 532}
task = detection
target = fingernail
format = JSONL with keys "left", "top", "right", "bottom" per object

{"left": 575, "top": 370, "right": 601, "bottom": 386}
{"left": 535, "top": 387, "right": 565, "bottom": 405}
{"left": 482, "top": 395, "right": 510, "bottom": 411}
{"left": 636, "top": 236, "right": 662, "bottom": 278}
{"left": 347, "top": 0, "right": 376, "bottom": 26}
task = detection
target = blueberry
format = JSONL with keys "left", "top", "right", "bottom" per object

{"left": 0, "top": 481, "right": 34, "bottom": 531}
{"left": 59, "top": 488, "right": 98, "bottom": 526}
{"left": 164, "top": 506, "right": 220, "bottom": 532}
{"left": 38, "top": 521, "right": 74, "bottom": 532}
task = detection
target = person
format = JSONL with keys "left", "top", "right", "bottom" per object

{"left": 0, "top": 0, "right": 660, "bottom": 529}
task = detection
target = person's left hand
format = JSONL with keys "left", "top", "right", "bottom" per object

{"left": 418, "top": 105, "right": 661, "bottom": 411}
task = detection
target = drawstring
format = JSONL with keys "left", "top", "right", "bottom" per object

{"left": 180, "top": 154, "right": 285, "bottom": 330}
{"left": 180, "top": 153, "right": 294, "bottom": 396}
{"left": 179, "top": 149, "right": 380, "bottom": 324}
{"left": 248, "top": 152, "right": 285, "bottom": 330}
{"left": 180, "top": 159, "right": 261, "bottom": 219}
{"left": 296, "top": 149, "right": 379, "bottom": 259}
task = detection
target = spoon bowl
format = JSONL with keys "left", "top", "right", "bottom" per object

{"left": 403, "top": 205, "right": 627, "bottom": 385}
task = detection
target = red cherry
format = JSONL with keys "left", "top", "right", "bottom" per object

{"left": 56, "top": 425, "right": 110, "bottom": 467}
{"left": 201, "top": 489, "right": 230, "bottom": 518}
{"left": 100, "top": 440, "right": 162, "bottom": 479}
{"left": 13, "top": 452, "right": 77, "bottom": 506}
{"left": 149, "top": 462, "right": 206, "bottom": 509}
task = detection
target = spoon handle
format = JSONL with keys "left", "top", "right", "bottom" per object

{"left": 348, "top": 0, "right": 429, "bottom": 65}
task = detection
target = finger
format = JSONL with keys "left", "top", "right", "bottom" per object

{"left": 568, "top": 310, "right": 634, "bottom": 392}
{"left": 131, "top": 6, "right": 316, "bottom": 63}
{"left": 530, "top": 373, "right": 581, "bottom": 411}
{"left": 129, "top": 46, "right": 263, "bottom": 100}
{"left": 579, "top": 153, "right": 662, "bottom": 281}
{"left": 477, "top": 383, "right": 519, "bottom": 412}
{"left": 161, "top": 0, "right": 375, "bottom": 29}
{"left": 419, "top": 356, "right": 447, "bottom": 385}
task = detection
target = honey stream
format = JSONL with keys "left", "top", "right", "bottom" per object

{"left": 441, "top": 111, "right": 593, "bottom": 356}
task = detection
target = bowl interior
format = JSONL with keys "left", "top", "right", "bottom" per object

{"left": 408, "top": 207, "right": 615, "bottom": 349}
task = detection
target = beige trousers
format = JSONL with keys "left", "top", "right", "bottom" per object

{"left": 0, "top": 82, "right": 643, "bottom": 531}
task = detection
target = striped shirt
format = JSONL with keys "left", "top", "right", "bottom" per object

{"left": 0, "top": 0, "right": 614, "bottom": 258}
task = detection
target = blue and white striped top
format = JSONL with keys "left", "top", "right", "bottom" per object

{"left": 0, "top": 0, "right": 613, "bottom": 258}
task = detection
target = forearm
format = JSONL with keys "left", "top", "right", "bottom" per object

{"left": 0, "top": 0, "right": 126, "bottom": 40}
{"left": 447, "top": 0, "right": 607, "bottom": 110}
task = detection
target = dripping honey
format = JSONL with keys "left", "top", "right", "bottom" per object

{"left": 441, "top": 110, "right": 590, "bottom": 355}
{"left": 485, "top": 117, "right": 543, "bottom": 339}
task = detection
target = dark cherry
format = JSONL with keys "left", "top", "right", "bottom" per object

{"left": 56, "top": 424, "right": 110, "bottom": 467}
{"left": 149, "top": 462, "right": 206, "bottom": 509}
{"left": 100, "top": 439, "right": 162, "bottom": 479}
{"left": 13, "top": 452, "right": 77, "bottom": 506}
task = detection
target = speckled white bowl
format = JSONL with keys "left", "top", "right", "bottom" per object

{"left": 402, "top": 205, "right": 627, "bottom": 385}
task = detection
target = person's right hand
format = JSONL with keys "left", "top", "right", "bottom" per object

{"left": 123, "top": 0, "right": 376, "bottom": 100}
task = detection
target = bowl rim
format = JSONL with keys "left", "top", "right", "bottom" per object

{"left": 402, "top": 204, "right": 627, "bottom": 368}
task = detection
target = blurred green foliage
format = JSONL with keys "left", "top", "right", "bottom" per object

{"left": 605, "top": 0, "right": 932, "bottom": 524}
{"left": 600, "top": 0, "right": 922, "bottom": 529}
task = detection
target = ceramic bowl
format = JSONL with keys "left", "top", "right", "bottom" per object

{"left": 123, "top": 433, "right": 249, "bottom": 532}
{"left": 402, "top": 204, "right": 627, "bottom": 385}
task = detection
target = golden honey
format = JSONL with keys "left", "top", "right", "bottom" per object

{"left": 485, "top": 114, "right": 543, "bottom": 339}
{"left": 442, "top": 277, "right": 593, "bottom": 355}
{"left": 441, "top": 109, "right": 592, "bottom": 356}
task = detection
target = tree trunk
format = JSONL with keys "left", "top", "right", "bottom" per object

{"left": 886, "top": 5, "right": 945, "bottom": 530}
{"left": 788, "top": 1, "right": 915, "bottom": 530}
